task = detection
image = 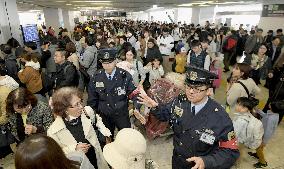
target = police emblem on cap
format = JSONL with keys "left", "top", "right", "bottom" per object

{"left": 189, "top": 71, "right": 198, "bottom": 81}
{"left": 104, "top": 52, "right": 110, "bottom": 59}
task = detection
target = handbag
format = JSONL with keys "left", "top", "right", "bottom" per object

{"left": 79, "top": 55, "right": 95, "bottom": 82}
{"left": 0, "top": 123, "right": 15, "bottom": 148}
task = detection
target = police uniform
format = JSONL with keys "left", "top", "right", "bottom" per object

{"left": 87, "top": 49, "right": 138, "bottom": 136}
{"left": 152, "top": 66, "right": 240, "bottom": 169}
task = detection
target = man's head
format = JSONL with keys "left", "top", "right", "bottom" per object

{"left": 201, "top": 39, "right": 209, "bottom": 50}
{"left": 119, "top": 35, "right": 127, "bottom": 45}
{"left": 54, "top": 49, "right": 66, "bottom": 65}
{"left": 272, "top": 37, "right": 281, "bottom": 46}
{"left": 99, "top": 49, "right": 117, "bottom": 74}
{"left": 276, "top": 29, "right": 283, "bottom": 36}
{"left": 185, "top": 66, "right": 217, "bottom": 104}
{"left": 162, "top": 28, "right": 170, "bottom": 37}
{"left": 24, "top": 42, "right": 37, "bottom": 52}
{"left": 190, "top": 40, "right": 202, "bottom": 54}
{"left": 256, "top": 28, "right": 263, "bottom": 37}
{"left": 267, "top": 30, "right": 273, "bottom": 36}
{"left": 1, "top": 44, "right": 12, "bottom": 55}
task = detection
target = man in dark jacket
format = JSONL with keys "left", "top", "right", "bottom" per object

{"left": 53, "top": 49, "right": 79, "bottom": 89}
{"left": 87, "top": 48, "right": 140, "bottom": 136}
{"left": 138, "top": 66, "right": 239, "bottom": 169}
{"left": 1, "top": 44, "right": 19, "bottom": 81}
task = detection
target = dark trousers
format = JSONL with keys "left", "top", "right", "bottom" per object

{"left": 223, "top": 51, "right": 234, "bottom": 70}
{"left": 100, "top": 113, "right": 131, "bottom": 137}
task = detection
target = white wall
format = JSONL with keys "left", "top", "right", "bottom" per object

{"left": 18, "top": 12, "right": 45, "bottom": 26}
{"left": 258, "top": 17, "right": 284, "bottom": 33}
{"left": 177, "top": 8, "right": 192, "bottom": 24}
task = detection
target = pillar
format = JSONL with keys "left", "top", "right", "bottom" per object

{"left": 0, "top": 0, "right": 22, "bottom": 45}
{"left": 43, "top": 7, "right": 64, "bottom": 35}
{"left": 191, "top": 7, "right": 200, "bottom": 25}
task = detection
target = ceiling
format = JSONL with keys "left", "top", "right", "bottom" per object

{"left": 16, "top": 0, "right": 262, "bottom": 12}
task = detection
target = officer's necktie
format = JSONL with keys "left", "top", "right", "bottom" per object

{"left": 192, "top": 106, "right": 195, "bottom": 116}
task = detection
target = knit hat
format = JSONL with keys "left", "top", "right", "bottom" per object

{"left": 103, "top": 128, "right": 146, "bottom": 169}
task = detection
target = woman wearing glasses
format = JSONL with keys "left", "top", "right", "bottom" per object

{"left": 6, "top": 87, "right": 53, "bottom": 143}
{"left": 47, "top": 87, "right": 110, "bottom": 169}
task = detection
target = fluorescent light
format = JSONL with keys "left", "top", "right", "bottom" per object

{"left": 72, "top": 1, "right": 111, "bottom": 3}
{"left": 153, "top": 5, "right": 158, "bottom": 9}
{"left": 178, "top": 3, "right": 193, "bottom": 7}
{"left": 199, "top": 4, "right": 210, "bottom": 7}
{"left": 55, "top": 1, "right": 66, "bottom": 2}
{"left": 66, "top": 4, "right": 73, "bottom": 5}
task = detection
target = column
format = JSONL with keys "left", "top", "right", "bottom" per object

{"left": 43, "top": 8, "right": 63, "bottom": 35}
{"left": 191, "top": 7, "right": 200, "bottom": 25}
{"left": 199, "top": 6, "right": 215, "bottom": 25}
{"left": 0, "top": 0, "right": 22, "bottom": 45}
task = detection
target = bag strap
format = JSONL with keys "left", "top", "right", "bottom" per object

{"left": 237, "top": 81, "right": 250, "bottom": 97}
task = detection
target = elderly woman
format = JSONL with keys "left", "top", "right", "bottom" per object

{"left": 250, "top": 44, "right": 272, "bottom": 85}
{"left": 47, "top": 87, "right": 110, "bottom": 169}
{"left": 6, "top": 87, "right": 53, "bottom": 143}
{"left": 227, "top": 63, "right": 261, "bottom": 113}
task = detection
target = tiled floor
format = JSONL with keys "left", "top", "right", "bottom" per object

{"left": 1, "top": 71, "right": 284, "bottom": 169}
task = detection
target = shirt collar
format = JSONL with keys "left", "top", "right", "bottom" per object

{"left": 105, "top": 67, "right": 116, "bottom": 80}
{"left": 191, "top": 96, "right": 209, "bottom": 115}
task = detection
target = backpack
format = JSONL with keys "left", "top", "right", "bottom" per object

{"left": 224, "top": 37, "right": 237, "bottom": 51}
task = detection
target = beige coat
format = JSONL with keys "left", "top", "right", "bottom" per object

{"left": 47, "top": 112, "right": 109, "bottom": 169}
{"left": 227, "top": 78, "right": 261, "bottom": 113}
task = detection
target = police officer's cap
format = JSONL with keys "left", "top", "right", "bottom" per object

{"left": 185, "top": 66, "right": 217, "bottom": 86}
{"left": 98, "top": 48, "right": 117, "bottom": 63}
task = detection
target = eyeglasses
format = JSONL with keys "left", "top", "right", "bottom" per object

{"left": 69, "top": 101, "right": 83, "bottom": 109}
{"left": 185, "top": 85, "right": 208, "bottom": 93}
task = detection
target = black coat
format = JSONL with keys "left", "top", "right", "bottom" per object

{"left": 87, "top": 67, "right": 137, "bottom": 116}
{"left": 145, "top": 46, "right": 162, "bottom": 65}
{"left": 4, "top": 54, "right": 19, "bottom": 81}
{"left": 53, "top": 61, "right": 79, "bottom": 89}
{"left": 152, "top": 96, "right": 239, "bottom": 169}
{"left": 267, "top": 44, "right": 281, "bottom": 65}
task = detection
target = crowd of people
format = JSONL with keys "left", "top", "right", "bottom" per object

{"left": 0, "top": 19, "right": 284, "bottom": 169}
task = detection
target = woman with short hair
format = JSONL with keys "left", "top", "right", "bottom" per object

{"left": 47, "top": 87, "right": 110, "bottom": 169}
{"left": 6, "top": 87, "right": 53, "bottom": 143}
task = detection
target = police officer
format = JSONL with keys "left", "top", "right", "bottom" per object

{"left": 138, "top": 66, "right": 240, "bottom": 169}
{"left": 87, "top": 48, "right": 139, "bottom": 136}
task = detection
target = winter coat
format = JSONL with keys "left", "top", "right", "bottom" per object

{"left": 80, "top": 45, "right": 97, "bottom": 76}
{"left": 46, "top": 44, "right": 57, "bottom": 73}
{"left": 0, "top": 86, "right": 12, "bottom": 125}
{"left": 233, "top": 112, "right": 264, "bottom": 149}
{"left": 144, "top": 65, "right": 164, "bottom": 85}
{"left": 54, "top": 61, "right": 78, "bottom": 89}
{"left": 9, "top": 101, "right": 53, "bottom": 141}
{"left": 227, "top": 78, "right": 261, "bottom": 113}
{"left": 251, "top": 54, "right": 272, "bottom": 79}
{"left": 0, "top": 75, "right": 19, "bottom": 90}
{"left": 47, "top": 106, "right": 110, "bottom": 169}
{"left": 18, "top": 61, "right": 43, "bottom": 93}
{"left": 4, "top": 53, "right": 18, "bottom": 81}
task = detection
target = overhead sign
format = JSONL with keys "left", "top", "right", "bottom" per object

{"left": 262, "top": 4, "right": 284, "bottom": 17}
{"left": 81, "top": 10, "right": 126, "bottom": 17}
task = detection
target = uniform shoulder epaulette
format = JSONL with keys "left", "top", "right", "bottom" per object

{"left": 177, "top": 92, "right": 187, "bottom": 102}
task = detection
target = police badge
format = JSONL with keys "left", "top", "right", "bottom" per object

{"left": 189, "top": 71, "right": 198, "bottom": 81}
{"left": 174, "top": 106, "right": 183, "bottom": 117}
